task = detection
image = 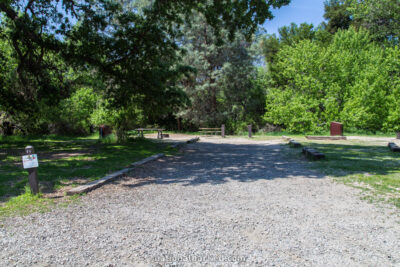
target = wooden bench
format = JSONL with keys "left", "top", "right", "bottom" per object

{"left": 135, "top": 128, "right": 165, "bottom": 139}
{"left": 199, "top": 128, "right": 222, "bottom": 136}
{"left": 302, "top": 147, "right": 325, "bottom": 160}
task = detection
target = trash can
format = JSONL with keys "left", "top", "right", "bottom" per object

{"left": 99, "top": 125, "right": 112, "bottom": 138}
{"left": 330, "top": 122, "right": 343, "bottom": 136}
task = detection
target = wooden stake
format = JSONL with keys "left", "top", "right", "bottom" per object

{"left": 25, "top": 146, "right": 39, "bottom": 194}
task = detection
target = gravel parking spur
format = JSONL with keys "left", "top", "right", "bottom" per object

{"left": 1, "top": 137, "right": 399, "bottom": 266}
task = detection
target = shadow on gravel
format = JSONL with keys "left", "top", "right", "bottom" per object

{"left": 115, "top": 141, "right": 326, "bottom": 188}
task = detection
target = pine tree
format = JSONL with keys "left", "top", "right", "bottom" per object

{"left": 178, "top": 13, "right": 262, "bottom": 131}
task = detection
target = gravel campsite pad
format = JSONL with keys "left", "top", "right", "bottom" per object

{"left": 1, "top": 137, "right": 400, "bottom": 266}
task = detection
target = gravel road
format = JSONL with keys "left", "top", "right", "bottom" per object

{"left": 1, "top": 137, "right": 400, "bottom": 266}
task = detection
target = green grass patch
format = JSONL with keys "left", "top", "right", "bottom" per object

{"left": 254, "top": 130, "right": 396, "bottom": 138}
{"left": 0, "top": 133, "right": 176, "bottom": 216}
{"left": 0, "top": 186, "right": 53, "bottom": 217}
{"left": 164, "top": 130, "right": 396, "bottom": 139}
{"left": 0, "top": 186, "right": 84, "bottom": 218}
{"left": 294, "top": 139, "right": 400, "bottom": 208}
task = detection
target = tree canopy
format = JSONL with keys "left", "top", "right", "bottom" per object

{"left": 0, "top": 0, "right": 290, "bottom": 134}
{"left": 1, "top": 0, "right": 400, "bottom": 136}
{"left": 177, "top": 12, "right": 264, "bottom": 132}
{"left": 323, "top": 0, "right": 352, "bottom": 34}
{"left": 349, "top": 0, "right": 400, "bottom": 44}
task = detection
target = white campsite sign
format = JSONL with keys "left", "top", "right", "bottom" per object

{"left": 22, "top": 154, "right": 39, "bottom": 169}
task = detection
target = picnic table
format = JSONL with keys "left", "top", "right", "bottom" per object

{"left": 135, "top": 128, "right": 165, "bottom": 139}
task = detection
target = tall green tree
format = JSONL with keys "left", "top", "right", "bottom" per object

{"left": 177, "top": 13, "right": 263, "bottom": 131}
{"left": 349, "top": 0, "right": 400, "bottom": 43}
{"left": 264, "top": 27, "right": 400, "bottom": 133}
{"left": 278, "top": 23, "right": 317, "bottom": 46}
{"left": 217, "top": 39, "right": 265, "bottom": 132}
{"left": 261, "top": 23, "right": 331, "bottom": 57}
{"left": 323, "top": 0, "right": 352, "bottom": 34}
{"left": 260, "top": 23, "right": 331, "bottom": 83}
{"left": 0, "top": 0, "right": 291, "bottom": 134}
{"left": 260, "top": 34, "right": 280, "bottom": 67}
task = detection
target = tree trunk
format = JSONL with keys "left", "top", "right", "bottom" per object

{"left": 177, "top": 117, "right": 182, "bottom": 131}
{"left": 116, "top": 128, "right": 127, "bottom": 142}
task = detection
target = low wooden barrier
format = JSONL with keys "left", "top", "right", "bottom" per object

{"left": 289, "top": 139, "right": 302, "bottom": 148}
{"left": 302, "top": 147, "right": 325, "bottom": 160}
{"left": 388, "top": 142, "right": 400, "bottom": 152}
{"left": 199, "top": 128, "right": 221, "bottom": 135}
{"left": 306, "top": 136, "right": 347, "bottom": 140}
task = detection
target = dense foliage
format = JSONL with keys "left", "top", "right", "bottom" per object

{"left": 1, "top": 0, "right": 399, "bottom": 136}
{"left": 0, "top": 0, "right": 289, "bottom": 136}
{"left": 260, "top": 0, "right": 400, "bottom": 134}
{"left": 264, "top": 28, "right": 400, "bottom": 133}
{"left": 349, "top": 0, "right": 400, "bottom": 44}
{"left": 176, "top": 13, "right": 265, "bottom": 133}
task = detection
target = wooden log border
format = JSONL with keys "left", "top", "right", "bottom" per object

{"left": 305, "top": 136, "right": 347, "bottom": 140}
{"left": 388, "top": 142, "right": 400, "bottom": 152}
{"left": 67, "top": 137, "right": 200, "bottom": 195}
{"left": 289, "top": 139, "right": 302, "bottom": 148}
{"left": 302, "top": 147, "right": 325, "bottom": 160}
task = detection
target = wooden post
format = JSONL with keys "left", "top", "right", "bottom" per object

{"left": 177, "top": 117, "right": 181, "bottom": 131}
{"left": 248, "top": 125, "right": 252, "bottom": 138}
{"left": 25, "top": 146, "right": 39, "bottom": 195}
{"left": 221, "top": 124, "right": 225, "bottom": 138}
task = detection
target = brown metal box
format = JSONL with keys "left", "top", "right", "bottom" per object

{"left": 330, "top": 122, "right": 343, "bottom": 136}
{"left": 99, "top": 125, "right": 112, "bottom": 138}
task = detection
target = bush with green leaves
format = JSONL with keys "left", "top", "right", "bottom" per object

{"left": 264, "top": 27, "right": 400, "bottom": 133}
{"left": 91, "top": 100, "right": 145, "bottom": 141}
{"left": 57, "top": 87, "right": 99, "bottom": 134}
{"left": 382, "top": 46, "right": 400, "bottom": 132}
